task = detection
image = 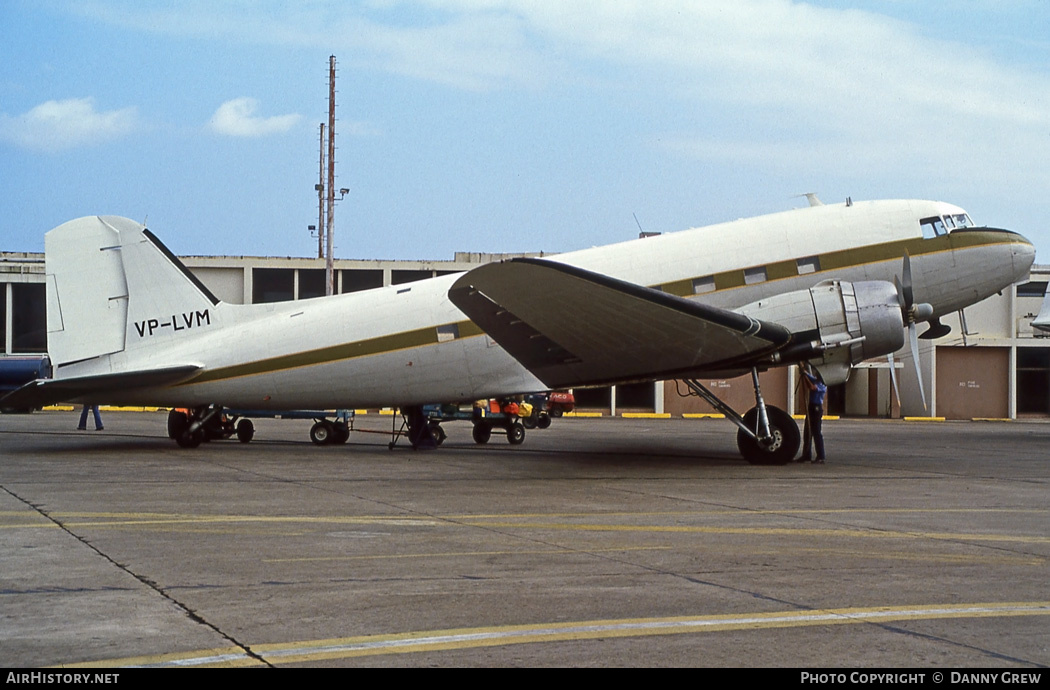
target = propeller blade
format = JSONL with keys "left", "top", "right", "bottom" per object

{"left": 888, "top": 351, "right": 901, "bottom": 408}
{"left": 901, "top": 251, "right": 914, "bottom": 311}
{"left": 908, "top": 322, "right": 927, "bottom": 410}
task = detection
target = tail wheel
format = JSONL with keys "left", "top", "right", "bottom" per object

{"left": 736, "top": 406, "right": 799, "bottom": 465}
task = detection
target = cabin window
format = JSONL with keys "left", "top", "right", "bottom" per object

{"left": 744, "top": 267, "right": 767, "bottom": 285}
{"left": 692, "top": 276, "right": 716, "bottom": 294}
{"left": 797, "top": 256, "right": 820, "bottom": 275}
{"left": 437, "top": 324, "right": 459, "bottom": 342}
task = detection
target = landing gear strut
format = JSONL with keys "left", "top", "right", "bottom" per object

{"left": 389, "top": 406, "right": 445, "bottom": 450}
{"left": 167, "top": 405, "right": 224, "bottom": 449}
{"left": 682, "top": 368, "right": 801, "bottom": 465}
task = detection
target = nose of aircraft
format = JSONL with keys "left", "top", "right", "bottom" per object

{"left": 1012, "top": 231, "right": 1037, "bottom": 277}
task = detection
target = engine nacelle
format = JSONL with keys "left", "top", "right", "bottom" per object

{"left": 737, "top": 280, "right": 904, "bottom": 385}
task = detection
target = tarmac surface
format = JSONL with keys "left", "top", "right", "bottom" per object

{"left": 0, "top": 410, "right": 1048, "bottom": 668}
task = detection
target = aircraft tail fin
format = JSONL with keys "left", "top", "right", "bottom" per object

{"left": 46, "top": 216, "right": 221, "bottom": 367}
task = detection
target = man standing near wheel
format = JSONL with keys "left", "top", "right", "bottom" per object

{"left": 799, "top": 365, "right": 826, "bottom": 464}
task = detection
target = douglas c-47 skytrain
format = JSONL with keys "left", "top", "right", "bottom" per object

{"left": 0, "top": 198, "right": 1035, "bottom": 463}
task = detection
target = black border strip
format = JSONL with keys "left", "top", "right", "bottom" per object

{"left": 143, "top": 229, "right": 221, "bottom": 306}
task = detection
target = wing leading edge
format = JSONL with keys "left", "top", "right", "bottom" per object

{"left": 448, "top": 258, "right": 793, "bottom": 389}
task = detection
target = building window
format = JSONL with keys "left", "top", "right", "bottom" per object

{"left": 392, "top": 269, "right": 433, "bottom": 285}
{"left": 1017, "top": 281, "right": 1047, "bottom": 298}
{"left": 0, "top": 285, "right": 6, "bottom": 353}
{"left": 11, "top": 283, "right": 46, "bottom": 353}
{"left": 617, "top": 381, "right": 655, "bottom": 410}
{"left": 341, "top": 269, "right": 384, "bottom": 293}
{"left": 1016, "top": 347, "right": 1050, "bottom": 415}
{"left": 298, "top": 269, "right": 327, "bottom": 299}
{"left": 252, "top": 268, "right": 294, "bottom": 304}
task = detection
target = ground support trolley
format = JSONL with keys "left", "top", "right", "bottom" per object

{"left": 166, "top": 407, "right": 353, "bottom": 447}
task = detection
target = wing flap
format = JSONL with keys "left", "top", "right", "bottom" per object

{"left": 0, "top": 365, "right": 202, "bottom": 410}
{"left": 449, "top": 259, "right": 791, "bottom": 389}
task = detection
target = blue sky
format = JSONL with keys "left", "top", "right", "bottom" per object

{"left": 2, "top": 1, "right": 1048, "bottom": 261}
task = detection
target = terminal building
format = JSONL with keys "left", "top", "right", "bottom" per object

{"left": 2, "top": 247, "right": 1048, "bottom": 419}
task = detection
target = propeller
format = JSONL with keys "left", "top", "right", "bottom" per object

{"left": 891, "top": 253, "right": 935, "bottom": 411}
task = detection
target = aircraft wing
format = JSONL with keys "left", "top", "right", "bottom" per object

{"left": 0, "top": 365, "right": 202, "bottom": 410}
{"left": 448, "top": 258, "right": 792, "bottom": 389}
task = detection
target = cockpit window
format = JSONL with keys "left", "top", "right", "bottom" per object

{"left": 920, "top": 216, "right": 947, "bottom": 239}
{"left": 920, "top": 213, "right": 973, "bottom": 239}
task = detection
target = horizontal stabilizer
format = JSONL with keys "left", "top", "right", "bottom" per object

{"left": 0, "top": 365, "right": 202, "bottom": 410}
{"left": 449, "top": 258, "right": 791, "bottom": 388}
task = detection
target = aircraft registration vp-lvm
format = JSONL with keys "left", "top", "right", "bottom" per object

{"left": 0, "top": 198, "right": 1034, "bottom": 463}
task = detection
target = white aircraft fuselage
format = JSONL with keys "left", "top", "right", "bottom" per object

{"left": 36, "top": 199, "right": 1035, "bottom": 411}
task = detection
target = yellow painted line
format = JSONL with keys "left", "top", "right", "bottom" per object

{"left": 904, "top": 416, "right": 945, "bottom": 422}
{"left": 682, "top": 413, "right": 724, "bottom": 419}
{"left": 563, "top": 411, "right": 602, "bottom": 417}
{"left": 440, "top": 507, "right": 1045, "bottom": 519}
{"left": 457, "top": 521, "right": 1050, "bottom": 544}
{"left": 621, "top": 412, "right": 671, "bottom": 419}
{"left": 972, "top": 417, "right": 1012, "bottom": 422}
{"left": 2, "top": 507, "right": 1043, "bottom": 531}
{"left": 97, "top": 406, "right": 162, "bottom": 412}
{"left": 0, "top": 513, "right": 439, "bottom": 530}
{"left": 58, "top": 601, "right": 1050, "bottom": 667}
{"left": 264, "top": 545, "right": 670, "bottom": 564}
{"left": 43, "top": 405, "right": 75, "bottom": 411}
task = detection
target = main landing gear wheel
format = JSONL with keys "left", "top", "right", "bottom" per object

{"left": 736, "top": 406, "right": 800, "bottom": 466}
{"left": 167, "top": 409, "right": 189, "bottom": 439}
{"left": 176, "top": 428, "right": 204, "bottom": 448}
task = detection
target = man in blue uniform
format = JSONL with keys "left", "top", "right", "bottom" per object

{"left": 799, "top": 365, "right": 826, "bottom": 463}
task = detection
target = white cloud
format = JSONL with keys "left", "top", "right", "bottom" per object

{"left": 0, "top": 98, "right": 138, "bottom": 152}
{"left": 208, "top": 98, "right": 301, "bottom": 137}
{"left": 58, "top": 2, "right": 1050, "bottom": 180}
